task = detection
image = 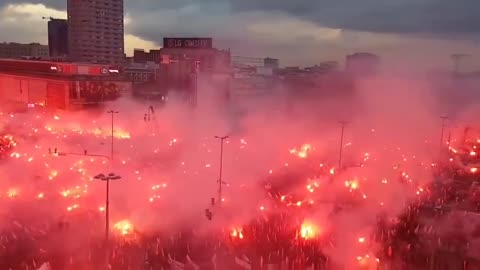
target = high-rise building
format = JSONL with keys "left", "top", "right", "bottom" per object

{"left": 0, "top": 42, "right": 49, "bottom": 59}
{"left": 67, "top": 0, "right": 124, "bottom": 64}
{"left": 48, "top": 18, "right": 68, "bottom": 60}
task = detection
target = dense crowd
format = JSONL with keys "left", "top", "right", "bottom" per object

{"left": 2, "top": 161, "right": 480, "bottom": 270}
{"left": 3, "top": 118, "right": 480, "bottom": 269}
{"left": 0, "top": 135, "right": 15, "bottom": 158}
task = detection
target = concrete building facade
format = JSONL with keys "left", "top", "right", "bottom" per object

{"left": 124, "top": 62, "right": 158, "bottom": 83}
{"left": 133, "top": 49, "right": 161, "bottom": 64}
{"left": 0, "top": 43, "right": 49, "bottom": 59}
{"left": 48, "top": 18, "right": 69, "bottom": 60}
{"left": 67, "top": 0, "right": 124, "bottom": 64}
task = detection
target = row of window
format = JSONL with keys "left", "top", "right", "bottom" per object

{"left": 82, "top": 34, "right": 123, "bottom": 39}
{"left": 71, "top": 43, "right": 122, "bottom": 49}
{"left": 70, "top": 27, "right": 123, "bottom": 32}
{"left": 81, "top": 0, "right": 122, "bottom": 8}
{"left": 95, "top": 9, "right": 122, "bottom": 15}
{"left": 71, "top": 44, "right": 122, "bottom": 50}
{"left": 0, "top": 50, "right": 46, "bottom": 53}
{"left": 70, "top": 22, "right": 123, "bottom": 28}
{"left": 71, "top": 36, "right": 123, "bottom": 42}
{"left": 83, "top": 0, "right": 122, "bottom": 6}
{"left": 72, "top": 26, "right": 123, "bottom": 31}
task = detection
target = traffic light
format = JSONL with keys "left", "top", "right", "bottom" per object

{"left": 211, "top": 198, "right": 215, "bottom": 206}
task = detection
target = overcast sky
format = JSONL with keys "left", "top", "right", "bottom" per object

{"left": 0, "top": 0, "right": 478, "bottom": 70}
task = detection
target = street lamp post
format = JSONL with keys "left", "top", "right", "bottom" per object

{"left": 94, "top": 172, "right": 121, "bottom": 267}
{"left": 338, "top": 121, "right": 348, "bottom": 169}
{"left": 108, "top": 110, "right": 119, "bottom": 160}
{"left": 215, "top": 135, "right": 229, "bottom": 205}
{"left": 440, "top": 116, "right": 449, "bottom": 149}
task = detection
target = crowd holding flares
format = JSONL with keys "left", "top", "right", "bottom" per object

{"left": 299, "top": 222, "right": 318, "bottom": 240}
{"left": 3, "top": 99, "right": 480, "bottom": 270}
{"left": 289, "top": 143, "right": 312, "bottom": 159}
{"left": 0, "top": 134, "right": 15, "bottom": 157}
{"left": 230, "top": 227, "right": 244, "bottom": 240}
{"left": 7, "top": 188, "right": 19, "bottom": 198}
{"left": 114, "top": 220, "right": 135, "bottom": 236}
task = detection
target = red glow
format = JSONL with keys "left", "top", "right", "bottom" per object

{"left": 300, "top": 221, "right": 319, "bottom": 240}
{"left": 113, "top": 220, "right": 134, "bottom": 236}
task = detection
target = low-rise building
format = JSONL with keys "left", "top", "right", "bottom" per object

{"left": 0, "top": 42, "right": 49, "bottom": 59}
{"left": 0, "top": 58, "right": 130, "bottom": 110}
{"left": 345, "top": 52, "right": 380, "bottom": 76}
{"left": 133, "top": 49, "right": 161, "bottom": 64}
{"left": 124, "top": 62, "right": 158, "bottom": 83}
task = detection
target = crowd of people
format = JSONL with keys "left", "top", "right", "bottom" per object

{"left": 2, "top": 124, "right": 480, "bottom": 269}
{"left": 2, "top": 168, "right": 479, "bottom": 270}
{"left": 372, "top": 148, "right": 480, "bottom": 269}
{"left": 0, "top": 135, "right": 14, "bottom": 158}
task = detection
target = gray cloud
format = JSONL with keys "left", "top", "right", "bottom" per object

{"left": 0, "top": 0, "right": 65, "bottom": 9}
{"left": 2, "top": 0, "right": 478, "bottom": 35}
{"left": 221, "top": 0, "right": 480, "bottom": 35}
{"left": 0, "top": 0, "right": 478, "bottom": 69}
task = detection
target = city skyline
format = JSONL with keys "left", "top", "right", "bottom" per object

{"left": 0, "top": 1, "right": 478, "bottom": 70}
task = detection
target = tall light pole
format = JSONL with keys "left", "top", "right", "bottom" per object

{"left": 94, "top": 172, "right": 121, "bottom": 267}
{"left": 338, "top": 121, "right": 348, "bottom": 169}
{"left": 440, "top": 116, "right": 449, "bottom": 149}
{"left": 215, "top": 135, "right": 228, "bottom": 204}
{"left": 108, "top": 110, "right": 119, "bottom": 160}
{"left": 94, "top": 173, "right": 121, "bottom": 242}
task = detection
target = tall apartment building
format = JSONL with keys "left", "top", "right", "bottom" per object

{"left": 48, "top": 18, "right": 69, "bottom": 60}
{"left": 67, "top": 0, "right": 124, "bottom": 64}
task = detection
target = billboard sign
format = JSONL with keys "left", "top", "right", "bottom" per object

{"left": 163, "top": 38, "right": 213, "bottom": 49}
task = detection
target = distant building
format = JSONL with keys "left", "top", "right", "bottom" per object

{"left": 346, "top": 52, "right": 380, "bottom": 76}
{"left": 133, "top": 49, "right": 147, "bottom": 63}
{"left": 147, "top": 50, "right": 161, "bottom": 63}
{"left": 305, "top": 61, "right": 339, "bottom": 73}
{"left": 67, "top": 0, "right": 124, "bottom": 64}
{"left": 133, "top": 49, "right": 161, "bottom": 64}
{"left": 0, "top": 43, "right": 49, "bottom": 59}
{"left": 264, "top": 58, "right": 280, "bottom": 69}
{"left": 124, "top": 62, "right": 158, "bottom": 83}
{"left": 160, "top": 38, "right": 230, "bottom": 73}
{"left": 279, "top": 66, "right": 302, "bottom": 75}
{"left": 48, "top": 19, "right": 68, "bottom": 60}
